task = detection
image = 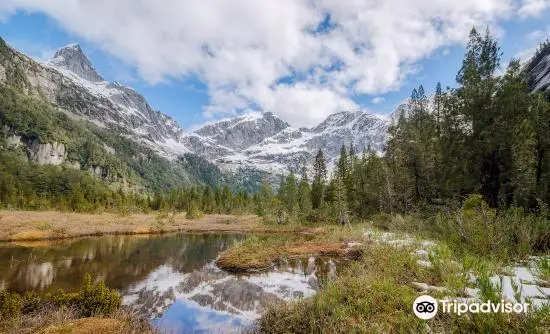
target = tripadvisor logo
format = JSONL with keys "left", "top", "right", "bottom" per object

{"left": 413, "top": 295, "right": 438, "bottom": 319}
{"left": 413, "top": 295, "right": 530, "bottom": 320}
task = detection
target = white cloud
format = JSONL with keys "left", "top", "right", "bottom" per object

{"left": 372, "top": 97, "right": 385, "bottom": 104}
{"left": 514, "top": 27, "right": 550, "bottom": 63}
{"left": 525, "top": 26, "right": 550, "bottom": 43}
{"left": 518, "top": 0, "right": 550, "bottom": 17}
{"left": 271, "top": 84, "right": 358, "bottom": 126}
{"left": 0, "top": 0, "right": 527, "bottom": 126}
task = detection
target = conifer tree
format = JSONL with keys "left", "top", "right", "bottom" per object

{"left": 298, "top": 166, "right": 311, "bottom": 215}
{"left": 311, "top": 149, "right": 327, "bottom": 210}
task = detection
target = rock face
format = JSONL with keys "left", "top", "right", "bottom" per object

{"left": 27, "top": 140, "right": 67, "bottom": 165}
{"left": 526, "top": 42, "right": 550, "bottom": 98}
{"left": 198, "top": 111, "right": 389, "bottom": 173}
{"left": 195, "top": 112, "right": 290, "bottom": 150}
{"left": 0, "top": 39, "right": 188, "bottom": 159}
{"left": 49, "top": 44, "right": 104, "bottom": 82}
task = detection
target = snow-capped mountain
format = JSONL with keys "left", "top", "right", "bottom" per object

{"left": 195, "top": 112, "right": 290, "bottom": 151}
{"left": 49, "top": 44, "right": 104, "bottom": 82}
{"left": 41, "top": 44, "right": 189, "bottom": 157}
{"left": 46, "top": 44, "right": 390, "bottom": 174}
{"left": 2, "top": 40, "right": 389, "bottom": 177}
{"left": 205, "top": 111, "right": 389, "bottom": 173}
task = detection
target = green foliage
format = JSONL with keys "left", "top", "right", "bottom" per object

{"left": 0, "top": 81, "right": 264, "bottom": 213}
{"left": 385, "top": 29, "right": 550, "bottom": 211}
{"left": 537, "top": 257, "right": 550, "bottom": 281}
{"left": 311, "top": 149, "right": 327, "bottom": 210}
{"left": 0, "top": 290, "right": 22, "bottom": 319}
{"left": 75, "top": 274, "right": 122, "bottom": 317}
{"left": 256, "top": 245, "right": 425, "bottom": 333}
{"left": 21, "top": 292, "right": 41, "bottom": 314}
{"left": 1, "top": 274, "right": 121, "bottom": 322}
{"left": 424, "top": 195, "right": 550, "bottom": 258}
{"left": 185, "top": 202, "right": 204, "bottom": 220}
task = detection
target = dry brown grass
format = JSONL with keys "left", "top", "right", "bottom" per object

{"left": 285, "top": 242, "right": 345, "bottom": 257}
{"left": 0, "top": 211, "right": 270, "bottom": 242}
{"left": 216, "top": 226, "right": 364, "bottom": 273}
{"left": 8, "top": 230, "right": 57, "bottom": 240}
{"left": 132, "top": 227, "right": 152, "bottom": 234}
{"left": 1, "top": 307, "right": 155, "bottom": 334}
{"left": 37, "top": 318, "right": 125, "bottom": 334}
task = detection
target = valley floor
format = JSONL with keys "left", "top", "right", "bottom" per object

{"left": 0, "top": 211, "right": 291, "bottom": 242}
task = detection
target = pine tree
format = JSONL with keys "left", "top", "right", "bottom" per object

{"left": 337, "top": 144, "right": 348, "bottom": 181}
{"left": 434, "top": 82, "right": 443, "bottom": 137}
{"left": 457, "top": 27, "right": 502, "bottom": 207}
{"left": 311, "top": 149, "right": 327, "bottom": 210}
{"left": 297, "top": 166, "right": 311, "bottom": 216}
{"left": 256, "top": 176, "right": 273, "bottom": 216}
{"left": 283, "top": 172, "right": 298, "bottom": 215}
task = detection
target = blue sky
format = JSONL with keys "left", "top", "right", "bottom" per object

{"left": 0, "top": 12, "right": 210, "bottom": 129}
{"left": 0, "top": 1, "right": 548, "bottom": 129}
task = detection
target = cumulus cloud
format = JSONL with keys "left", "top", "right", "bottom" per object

{"left": 518, "top": 0, "right": 550, "bottom": 17}
{"left": 372, "top": 97, "right": 385, "bottom": 104}
{"left": 0, "top": 0, "right": 527, "bottom": 126}
{"left": 525, "top": 26, "right": 550, "bottom": 43}
{"left": 514, "top": 26, "right": 550, "bottom": 63}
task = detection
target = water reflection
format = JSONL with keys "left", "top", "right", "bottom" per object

{"left": 0, "top": 233, "right": 338, "bottom": 333}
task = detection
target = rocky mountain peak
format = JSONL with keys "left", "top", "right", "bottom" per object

{"left": 312, "top": 111, "right": 366, "bottom": 133}
{"left": 194, "top": 112, "right": 290, "bottom": 150}
{"left": 49, "top": 44, "right": 104, "bottom": 82}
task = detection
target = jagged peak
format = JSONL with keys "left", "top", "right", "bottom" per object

{"left": 195, "top": 112, "right": 289, "bottom": 134}
{"left": 49, "top": 43, "right": 104, "bottom": 82}
{"left": 312, "top": 110, "right": 380, "bottom": 133}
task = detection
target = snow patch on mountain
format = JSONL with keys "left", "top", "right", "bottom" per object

{"left": 48, "top": 44, "right": 103, "bottom": 82}
{"left": 199, "top": 111, "right": 389, "bottom": 174}
{"left": 43, "top": 44, "right": 191, "bottom": 158}
{"left": 40, "top": 43, "right": 390, "bottom": 175}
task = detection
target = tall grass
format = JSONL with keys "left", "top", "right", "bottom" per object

{"left": 252, "top": 243, "right": 549, "bottom": 334}
{"left": 373, "top": 194, "right": 550, "bottom": 261}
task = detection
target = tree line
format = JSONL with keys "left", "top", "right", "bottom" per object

{"left": 260, "top": 28, "right": 550, "bottom": 227}
{"left": 1, "top": 28, "right": 549, "bottom": 228}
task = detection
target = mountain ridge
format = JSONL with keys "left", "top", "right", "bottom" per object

{"left": 0, "top": 38, "right": 390, "bottom": 182}
{"left": 41, "top": 42, "right": 390, "bottom": 175}
{"left": 2, "top": 37, "right": 548, "bottom": 186}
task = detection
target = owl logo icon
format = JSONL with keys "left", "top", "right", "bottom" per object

{"left": 413, "top": 295, "right": 438, "bottom": 319}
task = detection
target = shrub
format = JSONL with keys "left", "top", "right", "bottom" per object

{"left": 49, "top": 289, "right": 79, "bottom": 308}
{"left": 21, "top": 292, "right": 40, "bottom": 314}
{"left": 0, "top": 290, "right": 22, "bottom": 319}
{"left": 76, "top": 274, "right": 121, "bottom": 317}
{"left": 186, "top": 202, "right": 204, "bottom": 220}
{"left": 1, "top": 274, "right": 121, "bottom": 322}
{"left": 424, "top": 194, "right": 549, "bottom": 259}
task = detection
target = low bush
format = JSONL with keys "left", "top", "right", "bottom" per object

{"left": 75, "top": 274, "right": 121, "bottom": 316}
{"left": 186, "top": 202, "right": 204, "bottom": 220}
{"left": 434, "top": 195, "right": 550, "bottom": 258}
{"left": 0, "top": 290, "right": 22, "bottom": 319}
{"left": 0, "top": 274, "right": 121, "bottom": 321}
{"left": 373, "top": 194, "right": 550, "bottom": 260}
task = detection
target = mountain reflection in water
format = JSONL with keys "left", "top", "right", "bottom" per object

{"left": 0, "top": 233, "right": 338, "bottom": 333}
